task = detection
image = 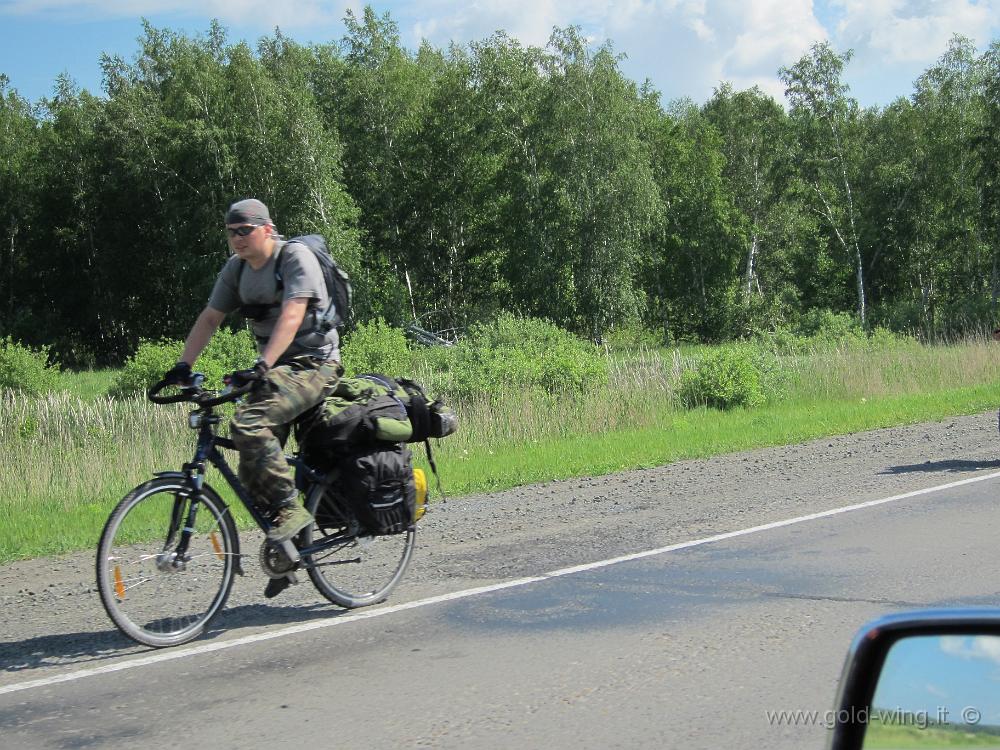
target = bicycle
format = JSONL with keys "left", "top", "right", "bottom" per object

{"left": 95, "top": 374, "right": 417, "bottom": 648}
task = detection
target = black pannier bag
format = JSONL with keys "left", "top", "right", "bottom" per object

{"left": 296, "top": 374, "right": 456, "bottom": 532}
{"left": 328, "top": 443, "right": 417, "bottom": 535}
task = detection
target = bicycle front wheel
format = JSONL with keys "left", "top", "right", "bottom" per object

{"left": 96, "top": 478, "right": 238, "bottom": 648}
{"left": 302, "top": 487, "right": 415, "bottom": 608}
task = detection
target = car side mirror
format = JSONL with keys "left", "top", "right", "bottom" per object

{"left": 829, "top": 609, "right": 1000, "bottom": 750}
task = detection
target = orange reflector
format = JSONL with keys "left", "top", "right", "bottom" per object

{"left": 210, "top": 532, "right": 223, "bottom": 560}
{"left": 113, "top": 566, "right": 126, "bottom": 599}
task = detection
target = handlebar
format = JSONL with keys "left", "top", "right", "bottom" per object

{"left": 148, "top": 374, "right": 254, "bottom": 408}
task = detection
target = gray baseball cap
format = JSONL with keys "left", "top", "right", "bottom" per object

{"left": 225, "top": 198, "right": 272, "bottom": 225}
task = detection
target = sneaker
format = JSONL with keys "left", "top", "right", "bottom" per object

{"left": 266, "top": 503, "right": 314, "bottom": 544}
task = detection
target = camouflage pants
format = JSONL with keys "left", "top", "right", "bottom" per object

{"left": 231, "top": 357, "right": 342, "bottom": 508}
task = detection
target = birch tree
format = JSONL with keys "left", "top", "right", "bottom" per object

{"left": 780, "top": 43, "right": 869, "bottom": 327}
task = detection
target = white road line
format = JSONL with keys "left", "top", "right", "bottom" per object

{"left": 4, "top": 470, "right": 1000, "bottom": 697}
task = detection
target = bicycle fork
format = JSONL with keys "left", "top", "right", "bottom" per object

{"left": 156, "top": 493, "right": 203, "bottom": 572}
{"left": 153, "top": 463, "right": 228, "bottom": 573}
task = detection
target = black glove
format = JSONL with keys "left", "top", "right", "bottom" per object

{"left": 163, "top": 361, "right": 192, "bottom": 385}
{"left": 227, "top": 358, "right": 270, "bottom": 388}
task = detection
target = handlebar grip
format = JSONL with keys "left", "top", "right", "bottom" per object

{"left": 147, "top": 374, "right": 252, "bottom": 407}
{"left": 195, "top": 382, "right": 255, "bottom": 407}
{"left": 147, "top": 379, "right": 191, "bottom": 404}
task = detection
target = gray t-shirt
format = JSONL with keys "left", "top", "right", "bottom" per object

{"left": 207, "top": 240, "right": 340, "bottom": 362}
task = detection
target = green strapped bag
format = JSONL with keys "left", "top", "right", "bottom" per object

{"left": 296, "top": 374, "right": 458, "bottom": 471}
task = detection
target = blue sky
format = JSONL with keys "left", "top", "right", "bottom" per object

{"left": 2, "top": 1, "right": 1000, "bottom": 108}
{"left": 874, "top": 635, "right": 1000, "bottom": 726}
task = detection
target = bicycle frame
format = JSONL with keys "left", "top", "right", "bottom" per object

{"left": 98, "top": 376, "right": 417, "bottom": 649}
{"left": 165, "top": 405, "right": 359, "bottom": 568}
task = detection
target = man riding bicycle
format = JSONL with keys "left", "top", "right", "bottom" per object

{"left": 163, "top": 199, "right": 342, "bottom": 593}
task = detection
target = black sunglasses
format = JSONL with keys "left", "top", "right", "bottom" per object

{"left": 226, "top": 225, "right": 259, "bottom": 238}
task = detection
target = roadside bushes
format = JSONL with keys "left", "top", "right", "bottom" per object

{"left": 109, "top": 328, "right": 257, "bottom": 396}
{"left": 416, "top": 314, "right": 608, "bottom": 400}
{"left": 341, "top": 318, "right": 412, "bottom": 376}
{"left": 758, "top": 309, "right": 913, "bottom": 355}
{"left": 679, "top": 345, "right": 784, "bottom": 410}
{"left": 99, "top": 314, "right": 812, "bottom": 411}
{"left": 0, "top": 337, "right": 60, "bottom": 395}
{"left": 104, "top": 316, "right": 608, "bottom": 403}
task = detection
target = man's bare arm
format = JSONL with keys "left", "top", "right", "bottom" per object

{"left": 179, "top": 307, "right": 226, "bottom": 365}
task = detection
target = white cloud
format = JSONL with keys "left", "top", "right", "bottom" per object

{"left": 822, "top": 0, "right": 1000, "bottom": 104}
{"left": 402, "top": 0, "right": 826, "bottom": 103}
{"left": 7, "top": 0, "right": 999, "bottom": 105}
{"left": 400, "top": 0, "right": 999, "bottom": 104}
{"left": 831, "top": 0, "right": 1000, "bottom": 63}
{"left": 2, "top": 0, "right": 357, "bottom": 30}
{"left": 940, "top": 635, "right": 1000, "bottom": 666}
{"left": 592, "top": 0, "right": 824, "bottom": 102}
{"left": 409, "top": 0, "right": 615, "bottom": 50}
{"left": 718, "top": 0, "right": 827, "bottom": 98}
{"left": 400, "top": 0, "right": 818, "bottom": 103}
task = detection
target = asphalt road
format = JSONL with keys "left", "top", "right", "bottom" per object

{"left": 3, "top": 468, "right": 1000, "bottom": 749}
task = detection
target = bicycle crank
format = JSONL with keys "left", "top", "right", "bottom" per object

{"left": 258, "top": 540, "right": 300, "bottom": 580}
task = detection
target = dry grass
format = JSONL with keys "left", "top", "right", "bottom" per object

{"left": 4, "top": 335, "right": 1000, "bottom": 560}
{"left": 783, "top": 337, "right": 1000, "bottom": 401}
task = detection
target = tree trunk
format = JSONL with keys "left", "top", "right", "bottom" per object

{"left": 839, "top": 152, "right": 866, "bottom": 329}
{"left": 919, "top": 271, "right": 934, "bottom": 343}
{"left": 744, "top": 233, "right": 758, "bottom": 301}
{"left": 4, "top": 221, "right": 15, "bottom": 327}
{"left": 991, "top": 245, "right": 999, "bottom": 319}
{"left": 854, "top": 245, "right": 866, "bottom": 328}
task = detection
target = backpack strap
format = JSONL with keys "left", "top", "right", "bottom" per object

{"left": 282, "top": 237, "right": 338, "bottom": 329}
{"left": 407, "top": 391, "right": 431, "bottom": 442}
{"left": 423, "top": 439, "right": 446, "bottom": 501}
{"left": 272, "top": 239, "right": 290, "bottom": 289}
{"left": 394, "top": 378, "right": 432, "bottom": 442}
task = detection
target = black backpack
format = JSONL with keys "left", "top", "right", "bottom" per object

{"left": 238, "top": 234, "right": 352, "bottom": 332}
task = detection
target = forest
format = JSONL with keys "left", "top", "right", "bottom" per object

{"left": 2, "top": 7, "right": 1000, "bottom": 367}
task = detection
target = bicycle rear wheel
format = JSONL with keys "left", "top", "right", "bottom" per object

{"left": 96, "top": 477, "right": 238, "bottom": 648}
{"left": 301, "top": 486, "right": 415, "bottom": 608}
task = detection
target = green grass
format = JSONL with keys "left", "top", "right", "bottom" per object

{"left": 54, "top": 368, "right": 119, "bottom": 400}
{"left": 3, "top": 336, "right": 1000, "bottom": 562}
{"left": 438, "top": 387, "right": 997, "bottom": 494}
{"left": 427, "top": 386, "right": 1000, "bottom": 494}
{"left": 865, "top": 719, "right": 1000, "bottom": 748}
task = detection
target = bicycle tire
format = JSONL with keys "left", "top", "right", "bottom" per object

{"left": 301, "top": 485, "right": 415, "bottom": 608}
{"left": 96, "top": 477, "right": 238, "bottom": 648}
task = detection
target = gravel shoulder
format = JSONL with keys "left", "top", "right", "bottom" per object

{"left": 3, "top": 410, "right": 998, "bottom": 684}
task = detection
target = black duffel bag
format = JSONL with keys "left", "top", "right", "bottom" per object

{"left": 296, "top": 374, "right": 458, "bottom": 472}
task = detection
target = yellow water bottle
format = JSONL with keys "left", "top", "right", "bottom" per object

{"left": 413, "top": 467, "right": 428, "bottom": 521}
